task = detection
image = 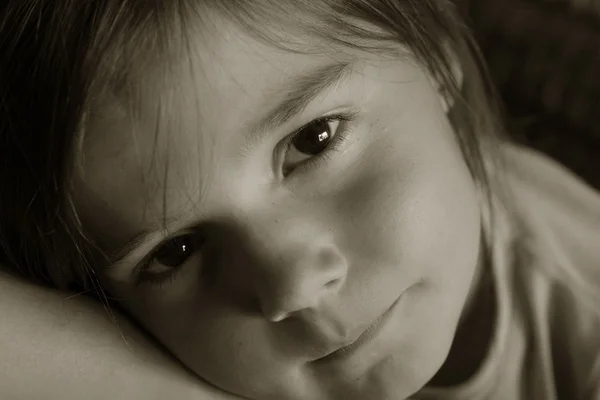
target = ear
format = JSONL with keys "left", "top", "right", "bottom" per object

{"left": 429, "top": 43, "right": 464, "bottom": 114}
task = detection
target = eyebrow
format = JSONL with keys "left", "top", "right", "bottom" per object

{"left": 246, "top": 59, "right": 356, "bottom": 148}
{"left": 105, "top": 61, "right": 355, "bottom": 268}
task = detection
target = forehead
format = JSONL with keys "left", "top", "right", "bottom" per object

{"left": 181, "top": 22, "right": 359, "bottom": 129}
{"left": 97, "top": 16, "right": 370, "bottom": 155}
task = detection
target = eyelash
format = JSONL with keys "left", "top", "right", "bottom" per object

{"left": 135, "top": 263, "right": 183, "bottom": 288}
{"left": 281, "top": 110, "right": 357, "bottom": 176}
{"left": 135, "top": 110, "right": 358, "bottom": 288}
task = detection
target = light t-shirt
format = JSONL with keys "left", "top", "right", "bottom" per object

{"left": 416, "top": 143, "right": 600, "bottom": 400}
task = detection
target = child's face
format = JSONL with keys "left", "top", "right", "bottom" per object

{"left": 74, "top": 18, "right": 483, "bottom": 400}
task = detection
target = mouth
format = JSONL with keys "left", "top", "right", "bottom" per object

{"left": 314, "top": 292, "right": 405, "bottom": 364}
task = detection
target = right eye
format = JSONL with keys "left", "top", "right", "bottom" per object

{"left": 280, "top": 110, "right": 357, "bottom": 176}
{"left": 137, "top": 233, "right": 205, "bottom": 286}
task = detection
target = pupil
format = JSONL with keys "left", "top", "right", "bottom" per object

{"left": 155, "top": 235, "right": 196, "bottom": 267}
{"left": 292, "top": 120, "right": 331, "bottom": 155}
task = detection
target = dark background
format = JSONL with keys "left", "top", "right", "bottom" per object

{"left": 467, "top": 0, "right": 600, "bottom": 188}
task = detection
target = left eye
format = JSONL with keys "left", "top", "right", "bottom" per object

{"left": 152, "top": 234, "right": 202, "bottom": 268}
{"left": 282, "top": 115, "right": 350, "bottom": 175}
{"left": 136, "top": 233, "right": 205, "bottom": 286}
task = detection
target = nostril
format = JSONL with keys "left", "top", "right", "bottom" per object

{"left": 259, "top": 277, "right": 344, "bottom": 323}
{"left": 325, "top": 277, "right": 343, "bottom": 291}
{"left": 267, "top": 311, "right": 288, "bottom": 323}
{"left": 261, "top": 302, "right": 292, "bottom": 323}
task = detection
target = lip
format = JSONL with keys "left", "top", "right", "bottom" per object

{"left": 314, "top": 292, "right": 405, "bottom": 364}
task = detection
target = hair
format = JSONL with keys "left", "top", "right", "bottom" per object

{"left": 0, "top": 0, "right": 506, "bottom": 295}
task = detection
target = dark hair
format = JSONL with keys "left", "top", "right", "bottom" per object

{"left": 0, "top": 0, "right": 505, "bottom": 293}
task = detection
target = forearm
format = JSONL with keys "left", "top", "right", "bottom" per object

{"left": 0, "top": 272, "right": 238, "bottom": 400}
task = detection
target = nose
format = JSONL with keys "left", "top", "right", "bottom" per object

{"left": 256, "top": 244, "right": 347, "bottom": 322}
{"left": 207, "top": 192, "right": 349, "bottom": 322}
{"left": 224, "top": 207, "right": 348, "bottom": 323}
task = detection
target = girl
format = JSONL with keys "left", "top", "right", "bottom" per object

{"left": 1, "top": 1, "right": 599, "bottom": 399}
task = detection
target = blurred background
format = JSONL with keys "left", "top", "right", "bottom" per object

{"left": 463, "top": 0, "right": 600, "bottom": 188}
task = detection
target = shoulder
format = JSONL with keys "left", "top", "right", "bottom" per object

{"left": 495, "top": 142, "right": 600, "bottom": 397}
{"left": 498, "top": 142, "right": 600, "bottom": 297}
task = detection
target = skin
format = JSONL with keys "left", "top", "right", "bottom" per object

{"left": 0, "top": 272, "right": 242, "bottom": 400}
{"left": 73, "top": 16, "right": 486, "bottom": 400}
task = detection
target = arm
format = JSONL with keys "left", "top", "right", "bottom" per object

{"left": 0, "top": 271, "right": 243, "bottom": 400}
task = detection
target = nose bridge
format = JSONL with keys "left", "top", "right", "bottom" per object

{"left": 241, "top": 208, "right": 348, "bottom": 322}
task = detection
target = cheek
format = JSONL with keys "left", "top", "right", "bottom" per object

{"left": 331, "top": 109, "right": 482, "bottom": 382}
{"left": 337, "top": 111, "right": 481, "bottom": 295}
